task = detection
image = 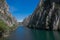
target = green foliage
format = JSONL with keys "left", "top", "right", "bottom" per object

{"left": 9, "top": 24, "right": 17, "bottom": 31}
{"left": 0, "top": 19, "right": 9, "bottom": 32}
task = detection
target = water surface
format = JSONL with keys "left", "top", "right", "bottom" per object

{"left": 8, "top": 26, "right": 60, "bottom": 40}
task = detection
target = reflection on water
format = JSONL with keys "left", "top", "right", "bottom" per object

{"left": 31, "top": 30, "right": 60, "bottom": 40}
{"left": 8, "top": 26, "right": 60, "bottom": 40}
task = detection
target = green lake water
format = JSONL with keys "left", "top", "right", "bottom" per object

{"left": 8, "top": 26, "right": 60, "bottom": 40}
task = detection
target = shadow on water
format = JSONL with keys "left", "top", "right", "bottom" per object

{"left": 30, "top": 29, "right": 60, "bottom": 40}
{"left": 8, "top": 26, "right": 60, "bottom": 40}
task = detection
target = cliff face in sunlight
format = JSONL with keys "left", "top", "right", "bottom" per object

{"left": 0, "top": 0, "right": 18, "bottom": 27}
{"left": 23, "top": 0, "right": 60, "bottom": 31}
{"left": 0, "top": 0, "right": 18, "bottom": 37}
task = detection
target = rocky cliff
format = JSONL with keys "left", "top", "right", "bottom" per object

{"left": 23, "top": 0, "right": 60, "bottom": 31}
{"left": 0, "top": 0, "right": 18, "bottom": 27}
{"left": 0, "top": 0, "right": 18, "bottom": 37}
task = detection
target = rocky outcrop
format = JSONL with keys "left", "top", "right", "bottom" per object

{"left": 23, "top": 0, "right": 60, "bottom": 31}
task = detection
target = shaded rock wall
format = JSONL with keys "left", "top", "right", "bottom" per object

{"left": 23, "top": 0, "right": 60, "bottom": 30}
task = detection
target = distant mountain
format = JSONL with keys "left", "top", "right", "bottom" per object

{"left": 18, "top": 22, "right": 23, "bottom": 26}
{"left": 23, "top": 0, "right": 60, "bottom": 31}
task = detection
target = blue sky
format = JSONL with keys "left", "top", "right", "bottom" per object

{"left": 6, "top": 0, "right": 39, "bottom": 22}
